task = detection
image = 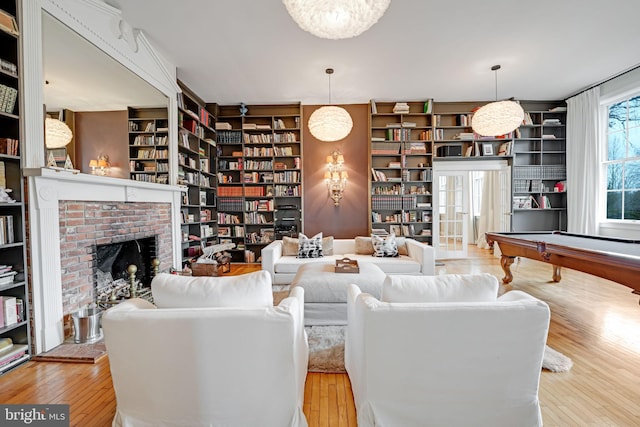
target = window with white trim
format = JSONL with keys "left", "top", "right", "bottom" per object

{"left": 605, "top": 94, "right": 640, "bottom": 220}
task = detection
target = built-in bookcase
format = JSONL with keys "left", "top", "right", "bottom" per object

{"left": 177, "top": 82, "right": 218, "bottom": 267}
{"left": 216, "top": 103, "right": 302, "bottom": 263}
{"left": 128, "top": 107, "right": 169, "bottom": 184}
{"left": 512, "top": 101, "right": 567, "bottom": 231}
{"left": 0, "top": 0, "right": 31, "bottom": 375}
{"left": 369, "top": 100, "right": 434, "bottom": 243}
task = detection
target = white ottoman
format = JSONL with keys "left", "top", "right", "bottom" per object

{"left": 290, "top": 261, "right": 386, "bottom": 326}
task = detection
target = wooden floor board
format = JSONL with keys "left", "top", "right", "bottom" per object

{"left": 1, "top": 251, "right": 639, "bottom": 426}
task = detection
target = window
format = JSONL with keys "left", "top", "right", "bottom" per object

{"left": 605, "top": 95, "right": 640, "bottom": 220}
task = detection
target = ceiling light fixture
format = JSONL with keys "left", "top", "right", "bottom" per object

{"left": 45, "top": 117, "right": 73, "bottom": 148}
{"left": 308, "top": 68, "right": 353, "bottom": 142}
{"left": 471, "top": 65, "right": 524, "bottom": 137}
{"left": 282, "top": 0, "right": 391, "bottom": 40}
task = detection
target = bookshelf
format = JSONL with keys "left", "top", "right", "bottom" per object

{"left": 128, "top": 107, "right": 169, "bottom": 184}
{"left": 432, "top": 101, "right": 515, "bottom": 160}
{"left": 0, "top": 0, "right": 31, "bottom": 375}
{"left": 216, "top": 103, "right": 302, "bottom": 263}
{"left": 177, "top": 82, "right": 218, "bottom": 267}
{"left": 369, "top": 100, "right": 433, "bottom": 243}
{"left": 511, "top": 102, "right": 567, "bottom": 231}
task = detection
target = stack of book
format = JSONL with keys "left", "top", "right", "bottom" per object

{"left": 0, "top": 338, "right": 28, "bottom": 373}
{"left": 393, "top": 102, "right": 410, "bottom": 114}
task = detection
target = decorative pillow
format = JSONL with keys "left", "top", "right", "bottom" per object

{"left": 381, "top": 273, "right": 499, "bottom": 303}
{"left": 151, "top": 271, "right": 273, "bottom": 308}
{"left": 282, "top": 236, "right": 299, "bottom": 256}
{"left": 394, "top": 237, "right": 409, "bottom": 256}
{"left": 355, "top": 236, "right": 375, "bottom": 254}
{"left": 371, "top": 233, "right": 399, "bottom": 257}
{"left": 297, "top": 232, "right": 324, "bottom": 258}
{"left": 284, "top": 235, "right": 333, "bottom": 256}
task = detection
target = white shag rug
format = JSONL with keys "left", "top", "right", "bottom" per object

{"left": 306, "top": 325, "right": 573, "bottom": 373}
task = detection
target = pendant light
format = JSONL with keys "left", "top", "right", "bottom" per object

{"left": 472, "top": 65, "right": 524, "bottom": 137}
{"left": 282, "top": 0, "right": 391, "bottom": 40}
{"left": 308, "top": 68, "right": 353, "bottom": 142}
{"left": 45, "top": 117, "right": 73, "bottom": 148}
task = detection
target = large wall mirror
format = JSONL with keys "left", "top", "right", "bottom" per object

{"left": 42, "top": 11, "right": 167, "bottom": 178}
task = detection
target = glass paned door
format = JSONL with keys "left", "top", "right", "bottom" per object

{"left": 435, "top": 172, "right": 468, "bottom": 258}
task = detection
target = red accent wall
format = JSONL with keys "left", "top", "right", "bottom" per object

{"left": 302, "top": 104, "right": 370, "bottom": 239}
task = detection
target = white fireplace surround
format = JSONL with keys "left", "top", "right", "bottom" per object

{"left": 26, "top": 168, "right": 184, "bottom": 353}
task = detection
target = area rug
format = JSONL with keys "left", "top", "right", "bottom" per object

{"left": 305, "top": 325, "right": 573, "bottom": 373}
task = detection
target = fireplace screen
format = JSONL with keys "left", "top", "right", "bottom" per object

{"left": 95, "top": 236, "right": 157, "bottom": 291}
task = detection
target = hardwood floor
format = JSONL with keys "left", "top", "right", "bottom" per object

{"left": 1, "top": 251, "right": 639, "bottom": 426}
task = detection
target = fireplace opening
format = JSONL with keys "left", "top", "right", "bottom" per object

{"left": 95, "top": 236, "right": 158, "bottom": 293}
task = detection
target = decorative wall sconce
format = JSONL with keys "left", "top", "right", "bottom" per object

{"left": 90, "top": 155, "right": 110, "bottom": 175}
{"left": 324, "top": 150, "right": 348, "bottom": 206}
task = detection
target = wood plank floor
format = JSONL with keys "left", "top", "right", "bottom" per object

{"left": 1, "top": 249, "right": 639, "bottom": 426}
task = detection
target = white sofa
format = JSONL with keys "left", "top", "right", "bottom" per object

{"left": 262, "top": 237, "right": 435, "bottom": 285}
{"left": 103, "top": 272, "right": 309, "bottom": 427}
{"left": 345, "top": 274, "right": 550, "bottom": 427}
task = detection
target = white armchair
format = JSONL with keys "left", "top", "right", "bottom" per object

{"left": 345, "top": 274, "right": 550, "bottom": 427}
{"left": 102, "top": 272, "right": 309, "bottom": 427}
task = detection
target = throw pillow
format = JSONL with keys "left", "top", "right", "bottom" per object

{"left": 381, "top": 273, "right": 499, "bottom": 303}
{"left": 282, "top": 236, "right": 299, "bottom": 256}
{"left": 297, "top": 232, "right": 323, "bottom": 258}
{"left": 355, "top": 236, "right": 374, "bottom": 254}
{"left": 395, "top": 236, "right": 409, "bottom": 256}
{"left": 284, "top": 235, "right": 333, "bottom": 255}
{"left": 151, "top": 271, "right": 273, "bottom": 308}
{"left": 371, "top": 233, "right": 399, "bottom": 257}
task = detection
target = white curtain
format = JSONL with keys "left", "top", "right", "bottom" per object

{"left": 566, "top": 87, "right": 600, "bottom": 234}
{"left": 476, "top": 171, "right": 503, "bottom": 249}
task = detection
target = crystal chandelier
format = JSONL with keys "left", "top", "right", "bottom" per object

{"left": 282, "top": 0, "right": 391, "bottom": 39}
{"left": 308, "top": 68, "right": 353, "bottom": 142}
{"left": 472, "top": 65, "right": 524, "bottom": 137}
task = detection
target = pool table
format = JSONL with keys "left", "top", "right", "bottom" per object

{"left": 485, "top": 231, "right": 640, "bottom": 295}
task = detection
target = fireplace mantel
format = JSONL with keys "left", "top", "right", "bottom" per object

{"left": 26, "top": 168, "right": 184, "bottom": 353}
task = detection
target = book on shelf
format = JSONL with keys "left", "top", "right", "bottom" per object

{"left": 498, "top": 141, "right": 512, "bottom": 156}
{"left": 370, "top": 100, "right": 377, "bottom": 114}
{"left": 423, "top": 99, "right": 433, "bottom": 114}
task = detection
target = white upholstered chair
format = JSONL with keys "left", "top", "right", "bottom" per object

{"left": 345, "top": 273, "right": 550, "bottom": 427}
{"left": 102, "top": 271, "right": 309, "bottom": 427}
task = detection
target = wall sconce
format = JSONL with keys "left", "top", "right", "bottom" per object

{"left": 90, "top": 155, "right": 110, "bottom": 175}
{"left": 324, "top": 150, "right": 348, "bottom": 206}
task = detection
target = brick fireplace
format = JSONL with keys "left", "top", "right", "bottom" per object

{"left": 26, "top": 168, "right": 183, "bottom": 353}
{"left": 58, "top": 201, "right": 173, "bottom": 338}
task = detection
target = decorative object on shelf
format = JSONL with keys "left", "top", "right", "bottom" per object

{"left": 471, "top": 65, "right": 524, "bottom": 137}
{"left": 239, "top": 102, "right": 248, "bottom": 116}
{"left": 282, "top": 0, "right": 391, "bottom": 39}
{"left": 308, "top": 68, "right": 353, "bottom": 142}
{"left": 90, "top": 155, "right": 111, "bottom": 175}
{"left": 44, "top": 117, "right": 73, "bottom": 148}
{"left": 324, "top": 150, "right": 348, "bottom": 206}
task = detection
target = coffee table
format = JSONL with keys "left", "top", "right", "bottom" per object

{"left": 290, "top": 261, "right": 386, "bottom": 326}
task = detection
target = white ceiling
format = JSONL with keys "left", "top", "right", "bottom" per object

{"left": 52, "top": 0, "right": 640, "bottom": 109}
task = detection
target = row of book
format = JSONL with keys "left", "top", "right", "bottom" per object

{"left": 180, "top": 154, "right": 199, "bottom": 169}
{"left": 0, "top": 57, "right": 17, "bottom": 75}
{"left": 130, "top": 174, "right": 168, "bottom": 184}
{"left": 217, "top": 130, "right": 243, "bottom": 143}
{"left": 246, "top": 230, "right": 274, "bottom": 244}
{"left": 218, "top": 186, "right": 268, "bottom": 197}
{"left": 0, "top": 137, "right": 18, "bottom": 156}
{"left": 0, "top": 215, "right": 15, "bottom": 245}
{"left": 244, "top": 212, "right": 271, "bottom": 225}
{"left": 0, "top": 83, "right": 17, "bottom": 114}
{"left": 218, "top": 226, "right": 245, "bottom": 237}
{"left": 371, "top": 195, "right": 418, "bottom": 210}
{"left": 273, "top": 171, "right": 300, "bottom": 183}
{"left": 245, "top": 199, "right": 274, "bottom": 212}
{"left": 0, "top": 294, "right": 23, "bottom": 328}
{"left": 131, "top": 147, "right": 169, "bottom": 159}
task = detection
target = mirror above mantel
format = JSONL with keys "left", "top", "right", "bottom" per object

{"left": 42, "top": 10, "right": 168, "bottom": 178}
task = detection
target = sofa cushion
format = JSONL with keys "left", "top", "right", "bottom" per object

{"left": 372, "top": 233, "right": 399, "bottom": 257}
{"left": 297, "top": 232, "right": 324, "bottom": 258}
{"left": 151, "top": 271, "right": 273, "bottom": 308}
{"left": 284, "top": 235, "right": 334, "bottom": 256}
{"left": 381, "top": 273, "right": 499, "bottom": 303}
{"left": 356, "top": 236, "right": 407, "bottom": 255}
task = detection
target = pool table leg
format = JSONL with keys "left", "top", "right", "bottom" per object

{"left": 500, "top": 256, "right": 515, "bottom": 284}
{"left": 552, "top": 265, "right": 562, "bottom": 282}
